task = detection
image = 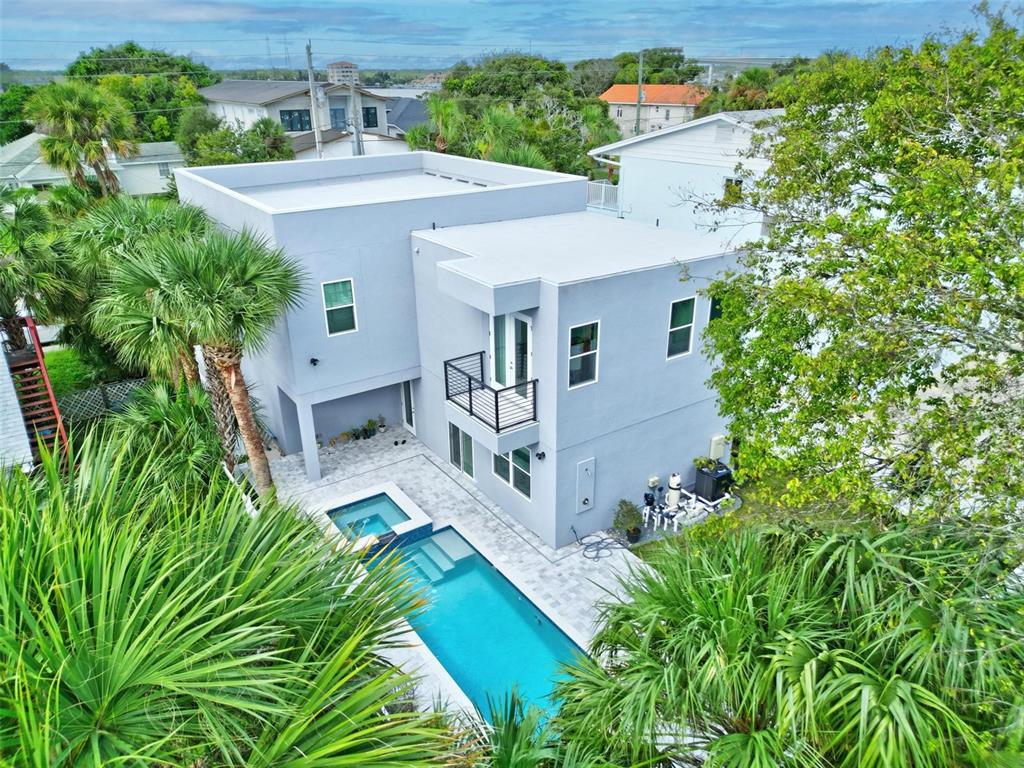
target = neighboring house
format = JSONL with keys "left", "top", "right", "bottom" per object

{"left": 0, "top": 132, "right": 183, "bottom": 195}
{"left": 198, "top": 80, "right": 391, "bottom": 138}
{"left": 176, "top": 152, "right": 737, "bottom": 549}
{"left": 384, "top": 97, "right": 428, "bottom": 137}
{"left": 600, "top": 84, "right": 709, "bottom": 137}
{"left": 587, "top": 109, "right": 782, "bottom": 241}
{"left": 0, "top": 351, "right": 33, "bottom": 473}
{"left": 290, "top": 128, "right": 410, "bottom": 160}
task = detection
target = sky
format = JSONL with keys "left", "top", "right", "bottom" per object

{"left": 1, "top": 0, "right": 980, "bottom": 71}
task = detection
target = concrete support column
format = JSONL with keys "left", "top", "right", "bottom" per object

{"left": 297, "top": 400, "right": 321, "bottom": 481}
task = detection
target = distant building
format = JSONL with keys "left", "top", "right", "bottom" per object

{"left": 409, "top": 71, "right": 447, "bottom": 88}
{"left": 198, "top": 80, "right": 391, "bottom": 138}
{"left": 599, "top": 84, "right": 709, "bottom": 137}
{"left": 0, "top": 133, "right": 183, "bottom": 195}
{"left": 327, "top": 60, "right": 359, "bottom": 86}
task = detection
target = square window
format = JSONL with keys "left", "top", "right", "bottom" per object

{"left": 667, "top": 298, "right": 695, "bottom": 358}
{"left": 362, "top": 106, "right": 379, "bottom": 128}
{"left": 322, "top": 280, "right": 357, "bottom": 335}
{"left": 568, "top": 321, "right": 599, "bottom": 388}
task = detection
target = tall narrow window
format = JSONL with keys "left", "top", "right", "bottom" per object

{"left": 322, "top": 279, "right": 357, "bottom": 335}
{"left": 157, "top": 162, "right": 171, "bottom": 178}
{"left": 492, "top": 315, "right": 506, "bottom": 386}
{"left": 667, "top": 298, "right": 695, "bottom": 358}
{"left": 362, "top": 106, "right": 379, "bottom": 128}
{"left": 709, "top": 296, "right": 723, "bottom": 322}
{"left": 723, "top": 177, "right": 744, "bottom": 205}
{"left": 568, "top": 322, "right": 599, "bottom": 388}
{"left": 449, "top": 423, "right": 473, "bottom": 477}
{"left": 494, "top": 447, "right": 531, "bottom": 498}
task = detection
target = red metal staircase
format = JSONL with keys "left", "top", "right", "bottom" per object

{"left": 3, "top": 315, "right": 68, "bottom": 462}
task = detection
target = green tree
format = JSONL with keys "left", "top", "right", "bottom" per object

{"left": 25, "top": 80, "right": 138, "bottom": 195}
{"left": 443, "top": 53, "right": 570, "bottom": 101}
{"left": 0, "top": 188, "right": 71, "bottom": 349}
{"left": 66, "top": 41, "right": 219, "bottom": 84}
{"left": 0, "top": 433, "right": 442, "bottom": 764}
{"left": 704, "top": 15, "right": 1024, "bottom": 520}
{"left": 155, "top": 229, "right": 304, "bottom": 495}
{"left": 0, "top": 83, "right": 34, "bottom": 144}
{"left": 556, "top": 523, "right": 1024, "bottom": 766}
{"left": 612, "top": 47, "right": 703, "bottom": 85}
{"left": 175, "top": 104, "right": 223, "bottom": 161}
{"left": 190, "top": 117, "right": 294, "bottom": 167}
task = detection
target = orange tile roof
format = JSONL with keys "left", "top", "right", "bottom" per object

{"left": 599, "top": 83, "right": 709, "bottom": 106}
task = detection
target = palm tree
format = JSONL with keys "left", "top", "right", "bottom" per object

{"left": 0, "top": 432, "right": 442, "bottom": 764}
{"left": 25, "top": 80, "right": 139, "bottom": 196}
{"left": 425, "top": 96, "right": 466, "bottom": 153}
{"left": 488, "top": 143, "right": 553, "bottom": 170}
{"left": 555, "top": 524, "right": 1024, "bottom": 767}
{"left": 0, "top": 187, "right": 71, "bottom": 350}
{"left": 158, "top": 229, "right": 304, "bottom": 495}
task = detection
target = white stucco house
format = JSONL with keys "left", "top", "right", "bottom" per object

{"left": 198, "top": 80, "right": 392, "bottom": 138}
{"left": 587, "top": 108, "right": 782, "bottom": 240}
{"left": 176, "top": 152, "right": 741, "bottom": 549}
{"left": 289, "top": 128, "right": 410, "bottom": 160}
{"left": 0, "top": 133, "right": 183, "bottom": 195}
{"left": 600, "top": 84, "right": 710, "bottom": 137}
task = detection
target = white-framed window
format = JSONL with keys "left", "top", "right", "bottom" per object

{"left": 494, "top": 447, "right": 531, "bottom": 499}
{"left": 568, "top": 321, "right": 599, "bottom": 388}
{"left": 449, "top": 423, "right": 474, "bottom": 478}
{"left": 723, "top": 177, "right": 744, "bottom": 205}
{"left": 157, "top": 162, "right": 171, "bottom": 178}
{"left": 322, "top": 279, "right": 357, "bottom": 336}
{"left": 667, "top": 298, "right": 696, "bottom": 359}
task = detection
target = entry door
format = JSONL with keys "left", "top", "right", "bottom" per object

{"left": 401, "top": 380, "right": 415, "bottom": 433}
{"left": 491, "top": 313, "right": 532, "bottom": 390}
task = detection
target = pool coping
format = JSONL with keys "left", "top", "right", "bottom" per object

{"left": 310, "top": 481, "right": 433, "bottom": 551}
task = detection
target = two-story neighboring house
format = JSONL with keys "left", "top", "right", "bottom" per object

{"left": 587, "top": 109, "right": 781, "bottom": 242}
{"left": 198, "top": 80, "right": 391, "bottom": 138}
{"left": 600, "top": 84, "right": 709, "bottom": 137}
{"left": 176, "top": 152, "right": 737, "bottom": 549}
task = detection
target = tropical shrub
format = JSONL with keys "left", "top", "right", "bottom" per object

{"left": 42, "top": 348, "right": 95, "bottom": 397}
{"left": 555, "top": 523, "right": 1024, "bottom": 767}
{"left": 0, "top": 435, "right": 442, "bottom": 765}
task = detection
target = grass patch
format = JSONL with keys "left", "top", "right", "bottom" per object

{"left": 44, "top": 348, "right": 96, "bottom": 398}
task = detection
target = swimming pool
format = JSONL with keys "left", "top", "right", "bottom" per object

{"left": 330, "top": 493, "right": 410, "bottom": 538}
{"left": 395, "top": 527, "right": 583, "bottom": 715}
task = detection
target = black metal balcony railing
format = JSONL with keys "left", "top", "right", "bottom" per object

{"left": 444, "top": 351, "right": 537, "bottom": 433}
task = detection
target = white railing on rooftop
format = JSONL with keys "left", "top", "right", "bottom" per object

{"left": 587, "top": 181, "right": 619, "bottom": 213}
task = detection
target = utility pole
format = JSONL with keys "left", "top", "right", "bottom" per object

{"left": 633, "top": 49, "right": 644, "bottom": 137}
{"left": 305, "top": 40, "right": 323, "bottom": 159}
{"left": 349, "top": 78, "right": 365, "bottom": 156}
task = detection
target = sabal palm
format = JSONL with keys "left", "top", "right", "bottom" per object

{"left": 426, "top": 96, "right": 466, "bottom": 153}
{"left": 555, "top": 524, "right": 1024, "bottom": 767}
{"left": 0, "top": 433, "right": 441, "bottom": 765}
{"left": 156, "top": 229, "right": 304, "bottom": 495}
{"left": 25, "top": 80, "right": 138, "bottom": 196}
{"left": 488, "top": 143, "right": 552, "bottom": 170}
{"left": 0, "top": 188, "right": 71, "bottom": 349}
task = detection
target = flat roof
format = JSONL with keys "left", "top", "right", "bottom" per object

{"left": 175, "top": 152, "right": 583, "bottom": 214}
{"left": 417, "top": 211, "right": 737, "bottom": 286}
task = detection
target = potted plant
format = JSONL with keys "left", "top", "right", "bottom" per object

{"left": 613, "top": 499, "right": 643, "bottom": 544}
{"left": 377, "top": 413, "right": 387, "bottom": 433}
{"left": 366, "top": 418, "right": 378, "bottom": 437}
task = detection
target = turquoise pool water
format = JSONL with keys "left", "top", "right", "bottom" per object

{"left": 330, "top": 493, "right": 410, "bottom": 538}
{"left": 395, "top": 527, "right": 583, "bottom": 715}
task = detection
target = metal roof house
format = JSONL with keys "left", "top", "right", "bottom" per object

{"left": 0, "top": 133, "right": 183, "bottom": 195}
{"left": 176, "top": 152, "right": 736, "bottom": 548}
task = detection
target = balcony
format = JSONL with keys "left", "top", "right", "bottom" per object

{"left": 444, "top": 352, "right": 538, "bottom": 451}
{"left": 586, "top": 180, "right": 619, "bottom": 214}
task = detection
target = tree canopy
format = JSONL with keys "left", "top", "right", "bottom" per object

{"left": 408, "top": 53, "right": 620, "bottom": 176}
{"left": 63, "top": 42, "right": 219, "bottom": 141}
{"left": 0, "top": 83, "right": 34, "bottom": 144}
{"left": 188, "top": 117, "right": 294, "bottom": 166}
{"left": 704, "top": 14, "right": 1024, "bottom": 522}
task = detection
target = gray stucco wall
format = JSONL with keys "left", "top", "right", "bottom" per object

{"left": 312, "top": 384, "right": 403, "bottom": 444}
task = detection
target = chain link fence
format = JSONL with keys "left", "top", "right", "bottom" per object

{"left": 57, "top": 378, "right": 148, "bottom": 424}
